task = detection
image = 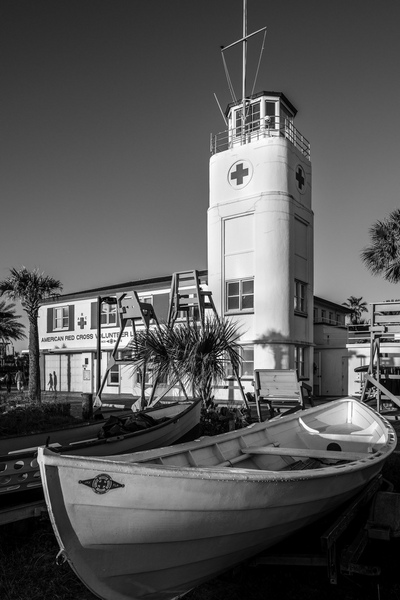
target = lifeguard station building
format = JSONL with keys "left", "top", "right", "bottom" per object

{"left": 38, "top": 18, "right": 350, "bottom": 400}
{"left": 38, "top": 90, "right": 349, "bottom": 400}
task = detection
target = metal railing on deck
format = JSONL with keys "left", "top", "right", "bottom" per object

{"left": 210, "top": 117, "right": 311, "bottom": 160}
{"left": 348, "top": 324, "right": 370, "bottom": 344}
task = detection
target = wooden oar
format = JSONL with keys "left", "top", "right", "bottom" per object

{"left": 242, "top": 446, "right": 371, "bottom": 462}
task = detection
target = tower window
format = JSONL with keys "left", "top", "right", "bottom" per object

{"left": 235, "top": 102, "right": 260, "bottom": 136}
{"left": 265, "top": 100, "right": 277, "bottom": 128}
{"left": 241, "top": 345, "right": 254, "bottom": 377}
{"left": 294, "top": 280, "right": 307, "bottom": 314}
{"left": 295, "top": 346, "right": 306, "bottom": 378}
{"left": 226, "top": 279, "right": 254, "bottom": 312}
{"left": 225, "top": 345, "right": 254, "bottom": 378}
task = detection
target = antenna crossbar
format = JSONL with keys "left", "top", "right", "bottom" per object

{"left": 220, "top": 27, "right": 266, "bottom": 53}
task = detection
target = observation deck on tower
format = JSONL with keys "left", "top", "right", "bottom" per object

{"left": 210, "top": 91, "right": 310, "bottom": 160}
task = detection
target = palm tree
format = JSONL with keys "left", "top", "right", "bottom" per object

{"left": 0, "top": 267, "right": 62, "bottom": 401}
{"left": 361, "top": 208, "right": 400, "bottom": 283}
{"left": 129, "top": 315, "right": 242, "bottom": 407}
{"left": 0, "top": 299, "right": 26, "bottom": 354}
{"left": 342, "top": 296, "right": 368, "bottom": 325}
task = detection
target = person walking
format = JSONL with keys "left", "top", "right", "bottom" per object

{"left": 15, "top": 369, "right": 24, "bottom": 392}
{"left": 48, "top": 372, "right": 53, "bottom": 391}
{"left": 53, "top": 371, "right": 57, "bottom": 393}
{"left": 4, "top": 372, "right": 12, "bottom": 393}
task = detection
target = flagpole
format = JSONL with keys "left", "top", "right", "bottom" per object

{"left": 242, "top": 0, "right": 247, "bottom": 132}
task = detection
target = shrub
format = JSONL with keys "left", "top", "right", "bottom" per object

{"left": 0, "top": 400, "right": 76, "bottom": 436}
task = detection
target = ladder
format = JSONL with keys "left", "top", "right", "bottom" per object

{"left": 95, "top": 291, "right": 159, "bottom": 406}
{"left": 167, "top": 270, "right": 249, "bottom": 409}
{"left": 167, "top": 270, "right": 217, "bottom": 326}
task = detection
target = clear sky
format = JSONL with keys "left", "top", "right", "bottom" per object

{"left": 1, "top": 0, "right": 400, "bottom": 348}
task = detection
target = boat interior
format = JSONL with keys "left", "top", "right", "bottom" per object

{"left": 114, "top": 398, "right": 391, "bottom": 474}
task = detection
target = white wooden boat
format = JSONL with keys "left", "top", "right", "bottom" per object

{"left": 38, "top": 398, "right": 396, "bottom": 600}
{"left": 0, "top": 399, "right": 201, "bottom": 496}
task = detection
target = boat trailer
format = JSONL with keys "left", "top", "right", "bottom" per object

{"left": 251, "top": 474, "right": 400, "bottom": 584}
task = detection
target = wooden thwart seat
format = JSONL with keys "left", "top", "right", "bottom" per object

{"left": 242, "top": 446, "right": 371, "bottom": 462}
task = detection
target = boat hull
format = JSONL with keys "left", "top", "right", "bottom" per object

{"left": 38, "top": 398, "right": 397, "bottom": 600}
{"left": 0, "top": 400, "right": 201, "bottom": 495}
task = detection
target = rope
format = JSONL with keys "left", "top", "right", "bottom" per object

{"left": 247, "top": 29, "right": 267, "bottom": 120}
{"left": 221, "top": 50, "right": 237, "bottom": 105}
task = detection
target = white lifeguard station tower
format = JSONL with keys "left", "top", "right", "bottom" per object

{"left": 208, "top": 2, "right": 314, "bottom": 383}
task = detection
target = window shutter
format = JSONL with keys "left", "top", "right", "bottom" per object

{"left": 91, "top": 301, "right": 98, "bottom": 329}
{"left": 68, "top": 305, "right": 75, "bottom": 331}
{"left": 47, "top": 308, "right": 54, "bottom": 333}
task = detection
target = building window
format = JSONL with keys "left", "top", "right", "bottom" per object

{"left": 226, "top": 345, "right": 254, "bottom": 378}
{"left": 226, "top": 279, "right": 254, "bottom": 312}
{"left": 136, "top": 368, "right": 167, "bottom": 386}
{"left": 294, "top": 280, "right": 307, "bottom": 314}
{"left": 295, "top": 346, "right": 306, "bottom": 378}
{"left": 101, "top": 303, "right": 117, "bottom": 326}
{"left": 108, "top": 351, "right": 122, "bottom": 386}
{"left": 54, "top": 306, "right": 69, "bottom": 330}
{"left": 108, "top": 364, "right": 119, "bottom": 385}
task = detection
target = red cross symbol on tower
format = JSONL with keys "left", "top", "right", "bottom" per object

{"left": 230, "top": 162, "right": 249, "bottom": 186}
{"left": 296, "top": 166, "right": 305, "bottom": 191}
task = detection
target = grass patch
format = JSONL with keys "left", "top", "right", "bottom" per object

{"left": 0, "top": 397, "right": 82, "bottom": 437}
{"left": 0, "top": 520, "right": 95, "bottom": 600}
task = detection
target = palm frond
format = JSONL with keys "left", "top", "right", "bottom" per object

{"left": 127, "top": 315, "right": 243, "bottom": 403}
{"left": 361, "top": 211, "right": 400, "bottom": 283}
{"left": 0, "top": 299, "right": 26, "bottom": 342}
{"left": 0, "top": 267, "right": 62, "bottom": 315}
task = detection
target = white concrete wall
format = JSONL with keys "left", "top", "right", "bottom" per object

{"left": 208, "top": 133, "right": 313, "bottom": 378}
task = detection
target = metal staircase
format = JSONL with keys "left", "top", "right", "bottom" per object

{"left": 360, "top": 301, "right": 400, "bottom": 415}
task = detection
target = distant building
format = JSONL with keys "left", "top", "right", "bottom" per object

{"left": 313, "top": 297, "right": 350, "bottom": 397}
{"left": 38, "top": 273, "right": 190, "bottom": 398}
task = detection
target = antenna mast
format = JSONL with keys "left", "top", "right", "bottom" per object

{"left": 220, "top": 1, "right": 266, "bottom": 137}
{"left": 242, "top": 0, "right": 247, "bottom": 131}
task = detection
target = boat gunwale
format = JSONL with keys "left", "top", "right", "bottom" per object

{"left": 38, "top": 443, "right": 394, "bottom": 483}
